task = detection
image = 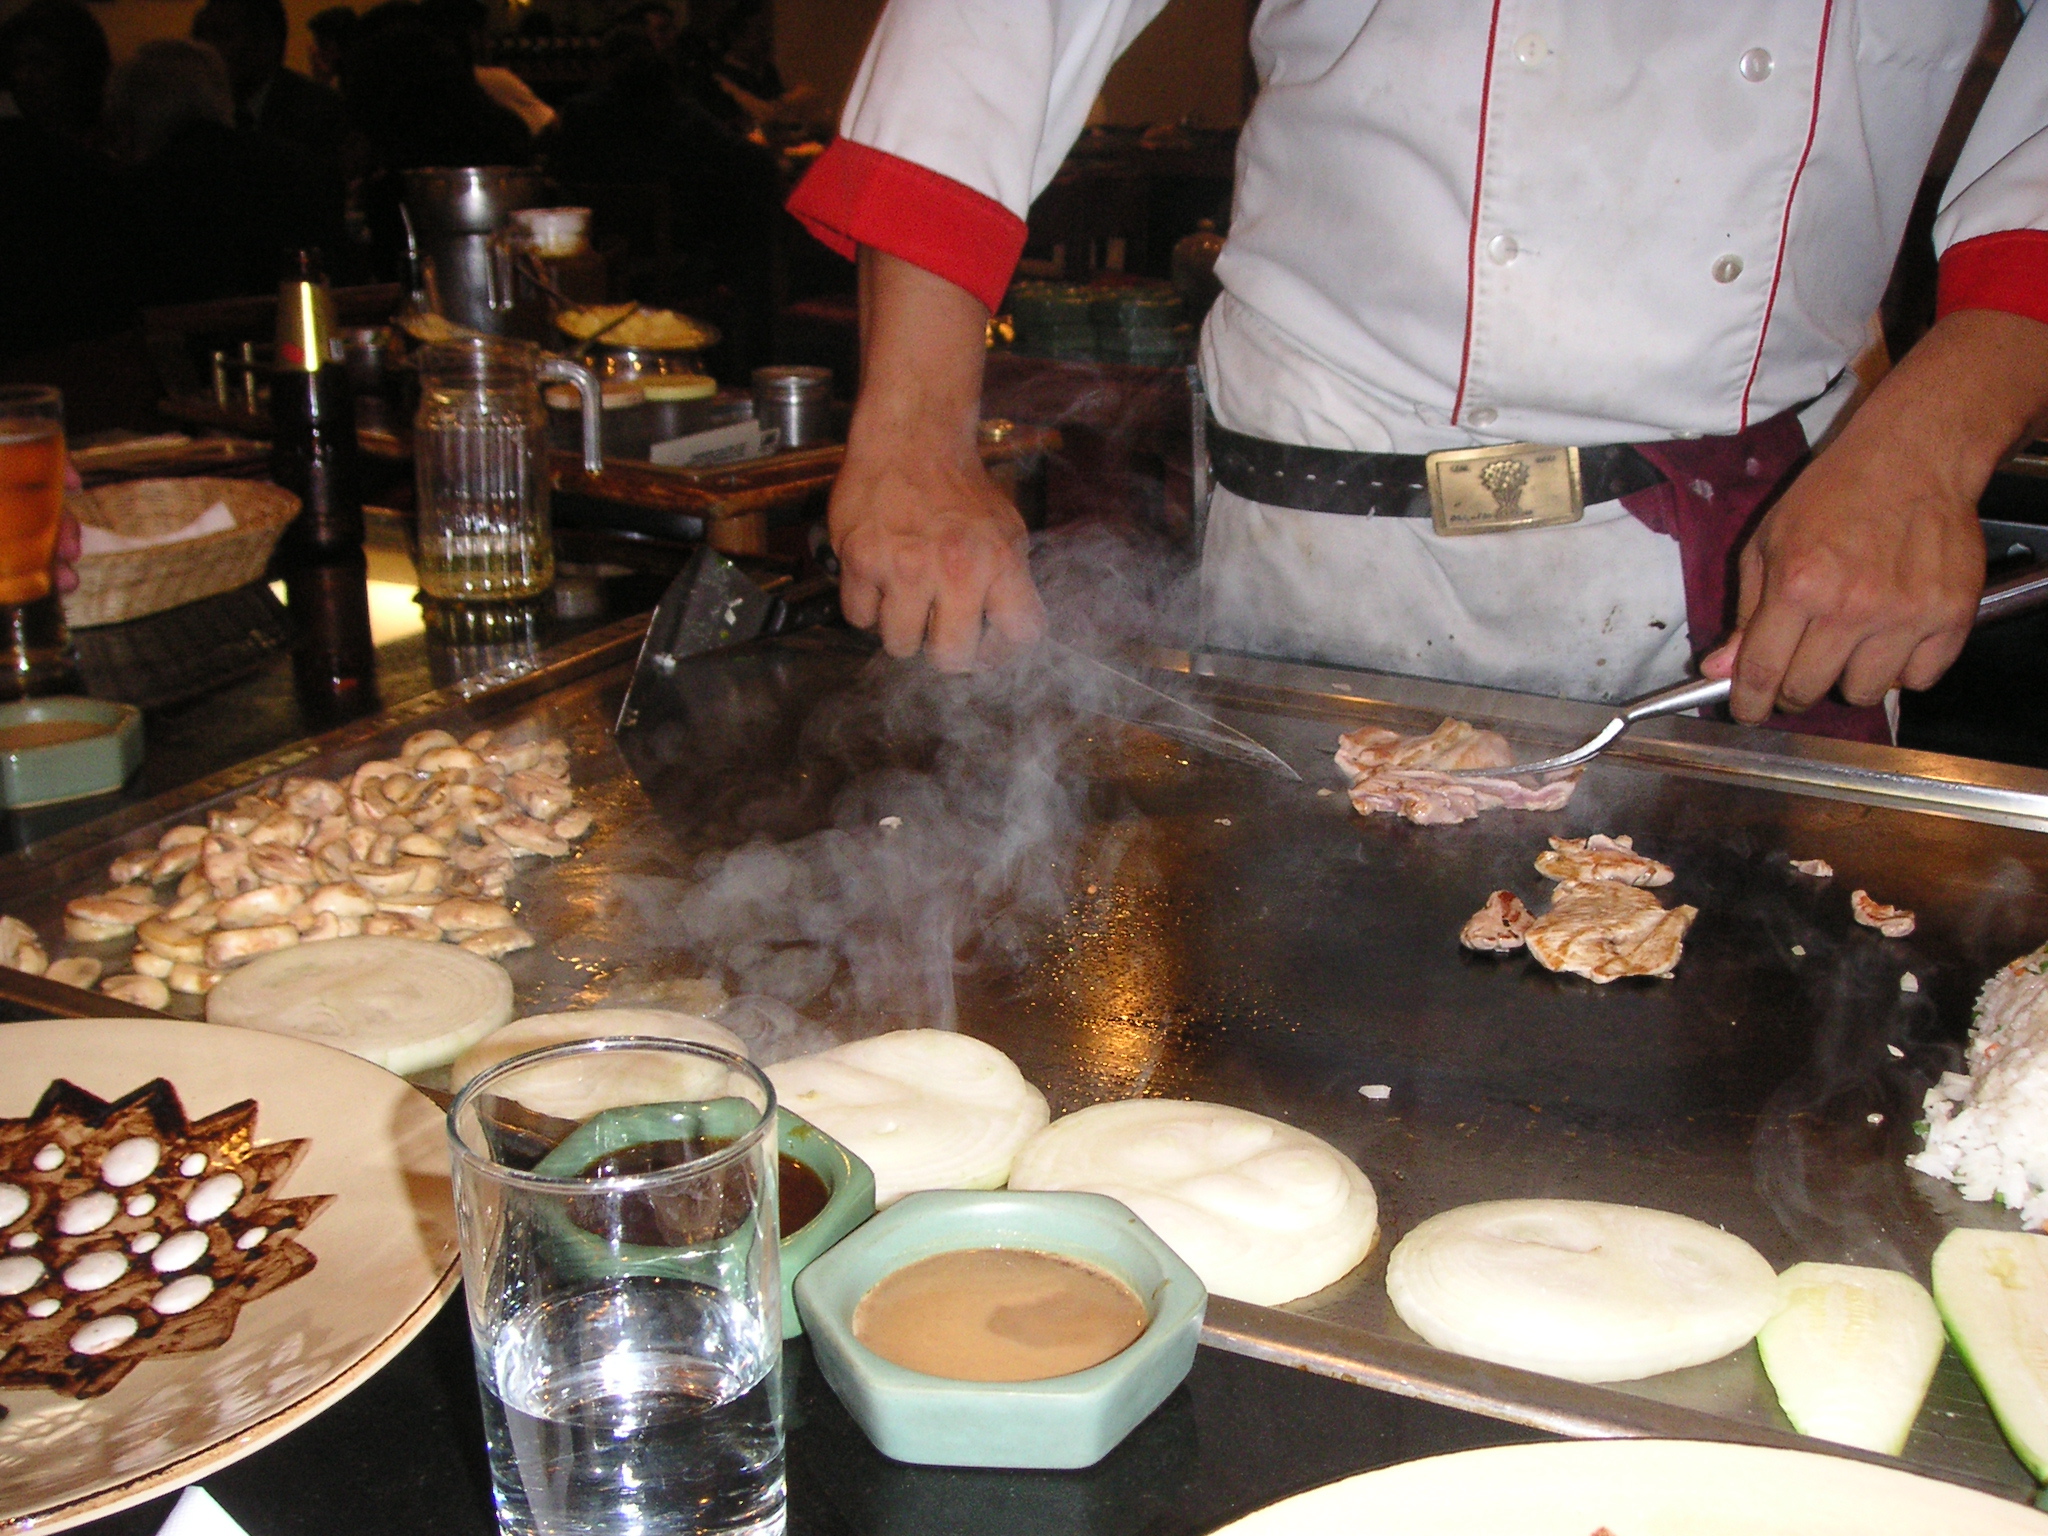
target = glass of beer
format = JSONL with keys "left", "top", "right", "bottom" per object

{"left": 0, "top": 386, "right": 76, "bottom": 695}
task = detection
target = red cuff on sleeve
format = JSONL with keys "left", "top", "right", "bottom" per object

{"left": 1936, "top": 229, "right": 2048, "bottom": 328}
{"left": 786, "top": 139, "right": 1028, "bottom": 315}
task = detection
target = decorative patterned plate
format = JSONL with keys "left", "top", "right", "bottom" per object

{"left": 0, "top": 1018, "right": 459, "bottom": 1533}
{"left": 1211, "top": 1438, "right": 2048, "bottom": 1534}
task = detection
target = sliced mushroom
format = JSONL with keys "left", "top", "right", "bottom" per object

{"left": 298, "top": 910, "right": 362, "bottom": 942}
{"left": 137, "top": 917, "right": 208, "bottom": 964}
{"left": 315, "top": 840, "right": 354, "bottom": 880}
{"left": 397, "top": 832, "right": 449, "bottom": 859}
{"left": 368, "top": 832, "right": 398, "bottom": 867}
{"left": 150, "top": 842, "right": 203, "bottom": 881}
{"left": 109, "top": 848, "right": 159, "bottom": 884}
{"left": 0, "top": 914, "right": 45, "bottom": 973}
{"left": 483, "top": 738, "right": 542, "bottom": 773}
{"left": 248, "top": 812, "right": 311, "bottom": 849}
{"left": 131, "top": 947, "right": 174, "bottom": 979}
{"left": 397, "top": 856, "right": 448, "bottom": 895}
{"left": 349, "top": 864, "right": 420, "bottom": 898}
{"left": 249, "top": 844, "right": 318, "bottom": 886}
{"left": 158, "top": 824, "right": 207, "bottom": 851}
{"left": 460, "top": 927, "right": 535, "bottom": 959}
{"left": 463, "top": 729, "right": 495, "bottom": 753}
{"left": 164, "top": 888, "right": 215, "bottom": 922}
{"left": 45, "top": 956, "right": 102, "bottom": 990}
{"left": 432, "top": 897, "right": 516, "bottom": 937}
{"left": 201, "top": 836, "right": 256, "bottom": 898}
{"left": 493, "top": 816, "right": 571, "bottom": 859}
{"left": 176, "top": 868, "right": 209, "bottom": 901}
{"left": 504, "top": 770, "right": 573, "bottom": 822}
{"left": 552, "top": 809, "right": 593, "bottom": 841}
{"left": 362, "top": 912, "right": 443, "bottom": 943}
{"left": 281, "top": 776, "right": 346, "bottom": 819}
{"left": 205, "top": 923, "right": 300, "bottom": 968}
{"left": 215, "top": 885, "right": 306, "bottom": 929}
{"left": 100, "top": 973, "right": 171, "bottom": 1010}
{"left": 418, "top": 745, "right": 486, "bottom": 780}
{"left": 65, "top": 893, "right": 161, "bottom": 934}
{"left": 403, "top": 729, "right": 461, "bottom": 762}
{"left": 306, "top": 881, "right": 377, "bottom": 917}
{"left": 167, "top": 962, "right": 223, "bottom": 995}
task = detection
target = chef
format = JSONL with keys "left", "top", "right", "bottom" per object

{"left": 788, "top": 1, "right": 2048, "bottom": 738}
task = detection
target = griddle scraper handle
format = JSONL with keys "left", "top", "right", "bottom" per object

{"left": 1630, "top": 560, "right": 2048, "bottom": 726}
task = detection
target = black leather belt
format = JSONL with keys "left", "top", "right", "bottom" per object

{"left": 1206, "top": 416, "right": 1666, "bottom": 521}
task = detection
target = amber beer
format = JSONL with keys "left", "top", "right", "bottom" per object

{"left": 0, "top": 391, "right": 64, "bottom": 606}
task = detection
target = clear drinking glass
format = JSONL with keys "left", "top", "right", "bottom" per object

{"left": 414, "top": 338, "right": 598, "bottom": 603}
{"left": 0, "top": 385, "right": 77, "bottom": 695}
{"left": 449, "top": 1039, "right": 787, "bottom": 1536}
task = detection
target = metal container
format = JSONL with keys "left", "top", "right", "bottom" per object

{"left": 336, "top": 326, "right": 404, "bottom": 432}
{"left": 400, "top": 166, "right": 550, "bottom": 336}
{"left": 590, "top": 343, "right": 709, "bottom": 385}
{"left": 751, "top": 365, "right": 834, "bottom": 452}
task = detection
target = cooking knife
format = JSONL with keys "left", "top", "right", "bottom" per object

{"left": 1051, "top": 640, "right": 1303, "bottom": 781}
{"left": 1447, "top": 561, "right": 2048, "bottom": 780}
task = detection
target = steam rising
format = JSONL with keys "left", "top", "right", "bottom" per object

{"left": 640, "top": 527, "right": 1194, "bottom": 1043}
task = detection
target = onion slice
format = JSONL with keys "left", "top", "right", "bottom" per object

{"left": 765, "top": 1030, "right": 1048, "bottom": 1207}
{"left": 450, "top": 1009, "right": 752, "bottom": 1123}
{"left": 1385, "top": 1199, "right": 1777, "bottom": 1383}
{"left": 206, "top": 935, "right": 513, "bottom": 1076}
{"left": 1008, "top": 1099, "right": 1379, "bottom": 1306}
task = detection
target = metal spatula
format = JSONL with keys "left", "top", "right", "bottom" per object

{"left": 1447, "top": 562, "right": 2048, "bottom": 780}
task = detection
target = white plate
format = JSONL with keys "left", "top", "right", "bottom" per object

{"left": 1212, "top": 1438, "right": 2048, "bottom": 1534}
{"left": 0, "top": 1018, "right": 459, "bottom": 1534}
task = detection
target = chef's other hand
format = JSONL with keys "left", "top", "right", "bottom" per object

{"left": 831, "top": 248, "right": 1046, "bottom": 672}
{"left": 1704, "top": 310, "right": 2048, "bottom": 723}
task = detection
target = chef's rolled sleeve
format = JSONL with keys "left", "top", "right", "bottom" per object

{"left": 785, "top": 0, "right": 1170, "bottom": 312}
{"left": 1934, "top": 5, "right": 2048, "bottom": 327}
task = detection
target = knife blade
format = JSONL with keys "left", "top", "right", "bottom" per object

{"left": 1051, "top": 641, "right": 1302, "bottom": 781}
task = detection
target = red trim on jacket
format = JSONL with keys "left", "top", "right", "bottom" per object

{"left": 1449, "top": 0, "right": 1507, "bottom": 428}
{"left": 1740, "top": 0, "right": 1835, "bottom": 430}
{"left": 1936, "top": 230, "right": 2048, "bottom": 329}
{"left": 786, "top": 139, "right": 1027, "bottom": 314}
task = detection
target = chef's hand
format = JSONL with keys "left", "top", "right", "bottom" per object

{"left": 1703, "top": 310, "right": 2048, "bottom": 722}
{"left": 830, "top": 248, "right": 1046, "bottom": 671}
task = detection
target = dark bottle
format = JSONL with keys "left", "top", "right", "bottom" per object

{"left": 284, "top": 550, "right": 380, "bottom": 726}
{"left": 270, "top": 249, "right": 364, "bottom": 559}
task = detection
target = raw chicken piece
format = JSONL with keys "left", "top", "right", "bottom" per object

{"left": 1789, "top": 857, "right": 1834, "bottom": 878}
{"left": 1852, "top": 890, "right": 1915, "bottom": 938}
{"left": 1534, "top": 834, "right": 1673, "bottom": 888}
{"left": 1525, "top": 880, "right": 1698, "bottom": 983}
{"left": 1460, "top": 891, "right": 1534, "bottom": 953}
{"left": 1334, "top": 719, "right": 1579, "bottom": 827}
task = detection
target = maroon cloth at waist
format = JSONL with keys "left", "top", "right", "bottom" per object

{"left": 1619, "top": 410, "right": 1891, "bottom": 744}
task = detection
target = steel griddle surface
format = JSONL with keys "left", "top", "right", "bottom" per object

{"left": 4, "top": 626, "right": 2046, "bottom": 1498}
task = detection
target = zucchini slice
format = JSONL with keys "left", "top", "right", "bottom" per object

{"left": 1932, "top": 1228, "right": 2048, "bottom": 1481}
{"left": 1757, "top": 1262, "right": 1943, "bottom": 1455}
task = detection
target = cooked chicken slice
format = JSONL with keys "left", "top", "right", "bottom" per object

{"left": 1525, "top": 880, "right": 1698, "bottom": 983}
{"left": 1534, "top": 834, "right": 1673, "bottom": 888}
{"left": 1335, "top": 718, "right": 1580, "bottom": 826}
{"left": 1851, "top": 890, "right": 1915, "bottom": 938}
{"left": 1460, "top": 891, "right": 1534, "bottom": 953}
{"left": 1789, "top": 857, "right": 1834, "bottom": 878}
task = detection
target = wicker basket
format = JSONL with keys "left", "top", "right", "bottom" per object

{"left": 62, "top": 478, "right": 299, "bottom": 628}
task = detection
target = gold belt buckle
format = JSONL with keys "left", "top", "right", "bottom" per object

{"left": 1425, "top": 443, "right": 1584, "bottom": 536}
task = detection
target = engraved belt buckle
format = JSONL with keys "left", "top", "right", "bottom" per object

{"left": 1424, "top": 442, "right": 1584, "bottom": 536}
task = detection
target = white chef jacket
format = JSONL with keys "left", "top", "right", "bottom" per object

{"left": 791, "top": 1, "right": 2048, "bottom": 696}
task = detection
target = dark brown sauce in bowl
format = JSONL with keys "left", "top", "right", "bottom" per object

{"left": 0, "top": 718, "right": 113, "bottom": 751}
{"left": 576, "top": 1137, "right": 830, "bottom": 1247}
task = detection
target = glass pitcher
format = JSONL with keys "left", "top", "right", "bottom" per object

{"left": 413, "top": 338, "right": 599, "bottom": 602}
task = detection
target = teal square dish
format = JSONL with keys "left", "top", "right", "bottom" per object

{"left": 794, "top": 1189, "right": 1206, "bottom": 1469}
{"left": 534, "top": 1100, "right": 874, "bottom": 1338}
{"left": 0, "top": 698, "right": 142, "bottom": 808}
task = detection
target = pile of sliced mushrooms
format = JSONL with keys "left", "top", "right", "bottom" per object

{"left": 0, "top": 727, "right": 588, "bottom": 1012}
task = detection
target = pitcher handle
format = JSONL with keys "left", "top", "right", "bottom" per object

{"left": 538, "top": 357, "right": 603, "bottom": 475}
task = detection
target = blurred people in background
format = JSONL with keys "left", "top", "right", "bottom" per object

{"left": 107, "top": 38, "right": 343, "bottom": 305}
{"left": 0, "top": 0, "right": 134, "bottom": 358}
{"left": 666, "top": 0, "right": 812, "bottom": 132}
{"left": 191, "top": 0, "right": 347, "bottom": 174}
{"left": 306, "top": 6, "right": 357, "bottom": 93}
{"left": 547, "top": 24, "right": 781, "bottom": 353}
{"left": 418, "top": 0, "right": 554, "bottom": 139}
{"left": 341, "top": 0, "right": 532, "bottom": 280}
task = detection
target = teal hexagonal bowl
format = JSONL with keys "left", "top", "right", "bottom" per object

{"left": 0, "top": 698, "right": 142, "bottom": 808}
{"left": 794, "top": 1189, "right": 1206, "bottom": 1469}
{"left": 533, "top": 1100, "right": 875, "bottom": 1338}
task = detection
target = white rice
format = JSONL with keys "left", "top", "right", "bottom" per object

{"left": 1908, "top": 942, "right": 2048, "bottom": 1228}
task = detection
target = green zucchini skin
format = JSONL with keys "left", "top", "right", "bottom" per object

{"left": 1932, "top": 1229, "right": 2048, "bottom": 1482}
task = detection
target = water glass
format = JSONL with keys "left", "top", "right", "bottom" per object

{"left": 449, "top": 1039, "right": 787, "bottom": 1536}
{"left": 0, "top": 385, "right": 78, "bottom": 696}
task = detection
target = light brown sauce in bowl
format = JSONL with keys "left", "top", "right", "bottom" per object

{"left": 0, "top": 718, "right": 113, "bottom": 751}
{"left": 852, "top": 1247, "right": 1148, "bottom": 1382}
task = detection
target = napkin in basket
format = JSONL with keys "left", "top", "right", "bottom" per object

{"left": 77, "top": 501, "right": 236, "bottom": 555}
